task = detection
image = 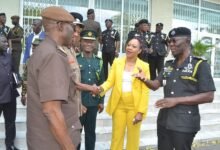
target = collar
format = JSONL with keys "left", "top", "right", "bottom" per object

{"left": 173, "top": 55, "right": 192, "bottom": 69}
{"left": 81, "top": 52, "right": 95, "bottom": 58}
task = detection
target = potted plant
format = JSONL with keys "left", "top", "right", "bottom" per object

{"left": 192, "top": 40, "right": 213, "bottom": 57}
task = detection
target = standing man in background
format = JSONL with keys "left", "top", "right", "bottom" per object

{"left": 148, "top": 23, "right": 168, "bottom": 80}
{"left": 0, "top": 34, "right": 20, "bottom": 150}
{"left": 0, "top": 13, "right": 10, "bottom": 38}
{"left": 83, "top": 9, "right": 102, "bottom": 55}
{"left": 8, "top": 15, "right": 24, "bottom": 76}
{"left": 101, "top": 19, "right": 120, "bottom": 80}
{"left": 22, "top": 19, "right": 45, "bottom": 64}
{"left": 76, "top": 30, "right": 105, "bottom": 150}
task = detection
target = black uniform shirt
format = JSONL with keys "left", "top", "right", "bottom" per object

{"left": 151, "top": 32, "right": 167, "bottom": 56}
{"left": 156, "top": 55, "right": 216, "bottom": 133}
{"left": 0, "top": 25, "right": 10, "bottom": 38}
{"left": 102, "top": 28, "right": 120, "bottom": 53}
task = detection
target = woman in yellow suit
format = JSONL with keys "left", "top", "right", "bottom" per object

{"left": 99, "top": 37, "right": 150, "bottom": 150}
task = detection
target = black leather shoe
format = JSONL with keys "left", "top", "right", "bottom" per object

{"left": 6, "top": 145, "right": 19, "bottom": 150}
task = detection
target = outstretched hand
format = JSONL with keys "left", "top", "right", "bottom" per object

{"left": 132, "top": 67, "right": 146, "bottom": 81}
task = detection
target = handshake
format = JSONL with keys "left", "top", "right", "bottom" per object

{"left": 75, "top": 82, "right": 103, "bottom": 96}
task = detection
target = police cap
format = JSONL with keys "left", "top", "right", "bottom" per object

{"left": 105, "top": 19, "right": 113, "bottom": 23}
{"left": 70, "top": 12, "right": 84, "bottom": 28}
{"left": 138, "top": 19, "right": 148, "bottom": 25}
{"left": 41, "top": 6, "right": 74, "bottom": 22}
{"left": 80, "top": 30, "right": 97, "bottom": 40}
{"left": 0, "top": 13, "right": 6, "bottom": 16}
{"left": 11, "top": 15, "right": 20, "bottom": 20}
{"left": 156, "top": 23, "right": 163, "bottom": 27}
{"left": 87, "top": 9, "right": 94, "bottom": 15}
{"left": 168, "top": 27, "right": 191, "bottom": 38}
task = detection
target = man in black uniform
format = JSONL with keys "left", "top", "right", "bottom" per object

{"left": 101, "top": 19, "right": 120, "bottom": 80}
{"left": 8, "top": 15, "right": 24, "bottom": 75}
{"left": 134, "top": 27, "right": 216, "bottom": 150}
{"left": 127, "top": 22, "right": 139, "bottom": 43}
{"left": 0, "top": 13, "right": 10, "bottom": 38}
{"left": 148, "top": 23, "right": 168, "bottom": 80}
{"left": 0, "top": 34, "right": 19, "bottom": 150}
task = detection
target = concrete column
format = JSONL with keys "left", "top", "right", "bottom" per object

{"left": 0, "top": 0, "right": 21, "bottom": 27}
{"left": 150, "top": 0, "right": 173, "bottom": 34}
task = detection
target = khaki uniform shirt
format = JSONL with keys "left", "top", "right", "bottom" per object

{"left": 27, "top": 37, "right": 81, "bottom": 150}
{"left": 64, "top": 47, "right": 82, "bottom": 116}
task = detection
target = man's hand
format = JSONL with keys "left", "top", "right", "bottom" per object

{"left": 21, "top": 96, "right": 27, "bottom": 106}
{"left": 98, "top": 104, "right": 104, "bottom": 113}
{"left": 90, "top": 84, "right": 102, "bottom": 96}
{"left": 81, "top": 105, "right": 87, "bottom": 114}
{"left": 133, "top": 112, "right": 143, "bottom": 125}
{"left": 132, "top": 67, "right": 147, "bottom": 82}
{"left": 155, "top": 98, "right": 178, "bottom": 109}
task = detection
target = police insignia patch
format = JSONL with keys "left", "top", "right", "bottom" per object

{"left": 171, "top": 30, "right": 175, "bottom": 36}
{"left": 88, "top": 32, "right": 92, "bottom": 37}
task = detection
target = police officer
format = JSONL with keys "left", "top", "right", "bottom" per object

{"left": 134, "top": 27, "right": 216, "bottom": 150}
{"left": 127, "top": 22, "right": 139, "bottom": 43}
{"left": 148, "top": 23, "right": 168, "bottom": 80}
{"left": 70, "top": 12, "right": 84, "bottom": 53}
{"left": 83, "top": 9, "right": 102, "bottom": 55}
{"left": 76, "top": 30, "right": 105, "bottom": 150}
{"left": 8, "top": 15, "right": 24, "bottom": 75}
{"left": 101, "top": 19, "right": 120, "bottom": 80}
{"left": 0, "top": 13, "right": 10, "bottom": 38}
{"left": 0, "top": 34, "right": 19, "bottom": 150}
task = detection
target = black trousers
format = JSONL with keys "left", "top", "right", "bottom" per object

{"left": 77, "top": 106, "right": 98, "bottom": 150}
{"left": 148, "top": 55, "right": 165, "bottom": 80}
{"left": 102, "top": 51, "right": 115, "bottom": 80}
{"left": 157, "top": 125, "right": 196, "bottom": 150}
{"left": 0, "top": 99, "right": 17, "bottom": 147}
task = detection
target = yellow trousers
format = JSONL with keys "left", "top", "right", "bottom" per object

{"left": 110, "top": 92, "right": 141, "bottom": 150}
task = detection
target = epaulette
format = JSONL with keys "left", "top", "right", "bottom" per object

{"left": 94, "top": 55, "right": 102, "bottom": 60}
{"left": 166, "top": 59, "right": 175, "bottom": 62}
{"left": 76, "top": 53, "right": 81, "bottom": 57}
{"left": 192, "top": 56, "right": 207, "bottom": 61}
{"left": 56, "top": 46, "right": 67, "bottom": 56}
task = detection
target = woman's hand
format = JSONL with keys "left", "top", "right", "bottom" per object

{"left": 133, "top": 112, "right": 143, "bottom": 125}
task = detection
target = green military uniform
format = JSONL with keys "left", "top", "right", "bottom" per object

{"left": 77, "top": 30, "right": 105, "bottom": 150}
{"left": 8, "top": 23, "right": 24, "bottom": 74}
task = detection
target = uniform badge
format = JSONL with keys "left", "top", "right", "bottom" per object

{"left": 88, "top": 32, "right": 92, "bottom": 37}
{"left": 171, "top": 30, "right": 175, "bottom": 36}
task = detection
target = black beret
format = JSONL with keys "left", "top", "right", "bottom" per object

{"left": 80, "top": 30, "right": 97, "bottom": 40}
{"left": 156, "top": 23, "right": 163, "bottom": 27}
{"left": 138, "top": 19, "right": 148, "bottom": 24}
{"left": 168, "top": 27, "right": 191, "bottom": 38}
{"left": 70, "top": 12, "right": 83, "bottom": 22}
{"left": 105, "top": 19, "right": 113, "bottom": 23}
{"left": 0, "top": 13, "right": 6, "bottom": 16}
{"left": 87, "top": 9, "right": 94, "bottom": 15}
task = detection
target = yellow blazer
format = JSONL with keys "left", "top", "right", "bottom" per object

{"left": 100, "top": 57, "right": 150, "bottom": 117}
